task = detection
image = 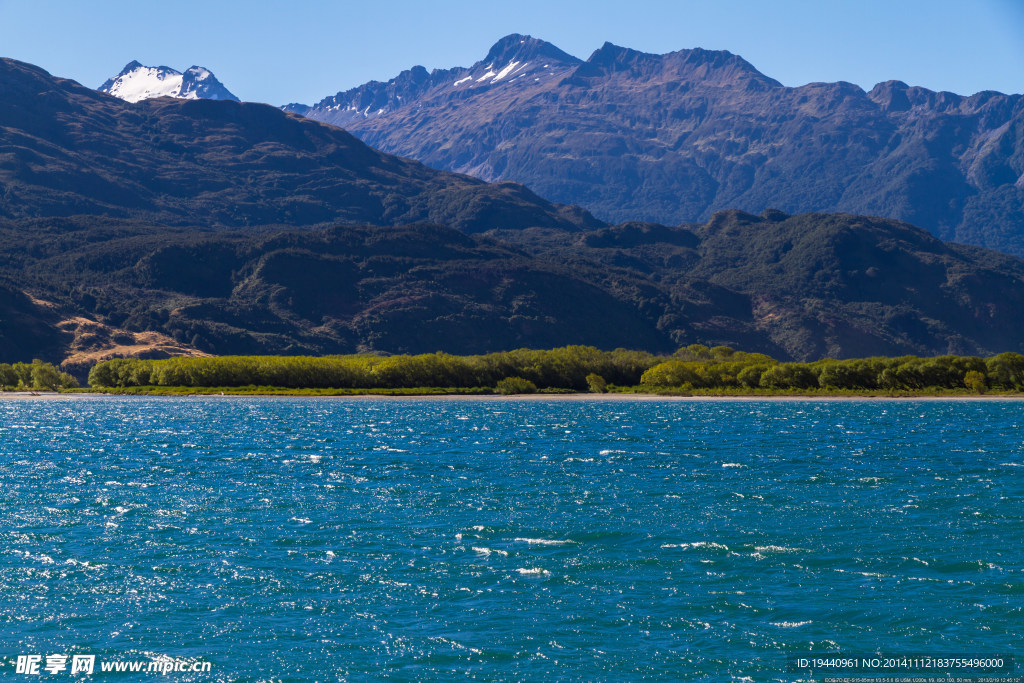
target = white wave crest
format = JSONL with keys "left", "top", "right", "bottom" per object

{"left": 754, "top": 545, "right": 808, "bottom": 553}
{"left": 516, "top": 567, "right": 551, "bottom": 576}
{"left": 514, "top": 537, "right": 575, "bottom": 546}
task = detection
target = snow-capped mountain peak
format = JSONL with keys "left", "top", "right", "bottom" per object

{"left": 284, "top": 34, "right": 581, "bottom": 128}
{"left": 99, "top": 62, "right": 239, "bottom": 103}
{"left": 178, "top": 66, "right": 236, "bottom": 100}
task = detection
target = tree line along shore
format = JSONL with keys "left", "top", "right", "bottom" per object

{"left": 0, "top": 360, "right": 78, "bottom": 391}
{"left": 36, "top": 345, "right": 1022, "bottom": 396}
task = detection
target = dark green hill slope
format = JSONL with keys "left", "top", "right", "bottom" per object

{"left": 489, "top": 210, "right": 1024, "bottom": 360}
{"left": 6, "top": 211, "right": 1024, "bottom": 368}
{"left": 2, "top": 218, "right": 671, "bottom": 361}
{"left": 0, "top": 278, "right": 69, "bottom": 361}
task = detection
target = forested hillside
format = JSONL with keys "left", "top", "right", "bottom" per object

{"left": 6, "top": 210, "right": 1024, "bottom": 376}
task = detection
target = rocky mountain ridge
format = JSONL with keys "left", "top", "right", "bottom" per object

{"left": 291, "top": 34, "right": 1024, "bottom": 256}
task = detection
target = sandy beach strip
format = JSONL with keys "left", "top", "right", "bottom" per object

{"left": 4, "top": 391, "right": 1024, "bottom": 402}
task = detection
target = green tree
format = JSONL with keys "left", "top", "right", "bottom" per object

{"left": 986, "top": 353, "right": 1024, "bottom": 390}
{"left": 675, "top": 344, "right": 712, "bottom": 361}
{"left": 759, "top": 363, "right": 817, "bottom": 390}
{"left": 818, "top": 362, "right": 859, "bottom": 389}
{"left": 0, "top": 364, "right": 16, "bottom": 390}
{"left": 878, "top": 367, "right": 904, "bottom": 390}
{"left": 88, "top": 361, "right": 116, "bottom": 388}
{"left": 640, "top": 361, "right": 699, "bottom": 387}
{"left": 12, "top": 362, "right": 32, "bottom": 386}
{"left": 586, "top": 373, "right": 607, "bottom": 393}
{"left": 964, "top": 370, "right": 986, "bottom": 394}
{"left": 710, "top": 345, "right": 736, "bottom": 359}
{"left": 496, "top": 377, "right": 537, "bottom": 395}
{"left": 30, "top": 360, "right": 63, "bottom": 390}
{"left": 737, "top": 365, "right": 766, "bottom": 388}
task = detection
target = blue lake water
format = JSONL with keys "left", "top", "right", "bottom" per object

{"left": 0, "top": 396, "right": 1022, "bottom": 681}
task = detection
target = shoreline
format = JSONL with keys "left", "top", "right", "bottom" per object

{"left": 4, "top": 391, "right": 1024, "bottom": 402}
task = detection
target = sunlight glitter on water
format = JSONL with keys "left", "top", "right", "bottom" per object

{"left": 0, "top": 397, "right": 1021, "bottom": 681}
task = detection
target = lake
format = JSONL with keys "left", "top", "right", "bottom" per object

{"left": 0, "top": 397, "right": 1021, "bottom": 681}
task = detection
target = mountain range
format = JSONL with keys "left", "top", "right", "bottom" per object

{"left": 280, "top": 34, "right": 1024, "bottom": 257}
{"left": 3, "top": 56, "right": 1024, "bottom": 377}
{"left": 0, "top": 58, "right": 594, "bottom": 233}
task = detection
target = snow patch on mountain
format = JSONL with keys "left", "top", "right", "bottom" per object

{"left": 492, "top": 60, "right": 524, "bottom": 83}
{"left": 101, "top": 64, "right": 182, "bottom": 102}
{"left": 285, "top": 34, "right": 584, "bottom": 127}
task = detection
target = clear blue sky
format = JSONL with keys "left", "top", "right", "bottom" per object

{"left": 1, "top": 0, "right": 1022, "bottom": 105}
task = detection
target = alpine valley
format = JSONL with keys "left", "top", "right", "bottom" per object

{"left": 2, "top": 52, "right": 1024, "bottom": 378}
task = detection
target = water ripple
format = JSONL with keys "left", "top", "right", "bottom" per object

{"left": 0, "top": 397, "right": 1021, "bottom": 680}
